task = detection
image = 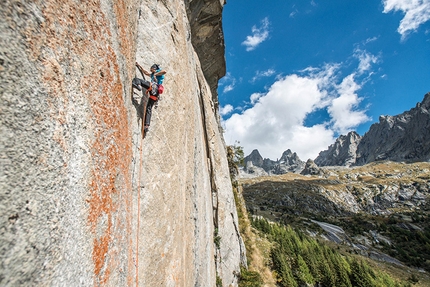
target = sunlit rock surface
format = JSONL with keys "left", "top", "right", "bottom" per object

{"left": 0, "top": 0, "right": 244, "bottom": 286}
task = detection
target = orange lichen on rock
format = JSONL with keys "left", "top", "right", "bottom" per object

{"left": 86, "top": 47, "right": 133, "bottom": 285}
{"left": 113, "top": 0, "right": 136, "bottom": 71}
{"left": 25, "top": 0, "right": 135, "bottom": 285}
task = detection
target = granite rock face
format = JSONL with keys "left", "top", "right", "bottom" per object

{"left": 315, "top": 93, "right": 430, "bottom": 167}
{"left": 240, "top": 150, "right": 267, "bottom": 178}
{"left": 185, "top": 0, "right": 226, "bottom": 108}
{"left": 0, "top": 1, "right": 244, "bottom": 286}
{"left": 355, "top": 93, "right": 430, "bottom": 165}
{"left": 315, "top": 131, "right": 362, "bottom": 167}
{"left": 277, "top": 149, "right": 306, "bottom": 173}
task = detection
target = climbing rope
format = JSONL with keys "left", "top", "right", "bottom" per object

{"left": 135, "top": 132, "right": 143, "bottom": 287}
{"left": 134, "top": 67, "right": 148, "bottom": 286}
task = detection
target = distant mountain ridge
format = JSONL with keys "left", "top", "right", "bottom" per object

{"left": 355, "top": 92, "right": 430, "bottom": 165}
{"left": 242, "top": 93, "right": 430, "bottom": 175}
{"left": 242, "top": 149, "right": 305, "bottom": 177}
{"left": 316, "top": 92, "right": 430, "bottom": 166}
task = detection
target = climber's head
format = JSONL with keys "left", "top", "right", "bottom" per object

{"left": 150, "top": 64, "right": 159, "bottom": 72}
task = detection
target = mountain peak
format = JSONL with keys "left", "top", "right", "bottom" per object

{"left": 356, "top": 93, "right": 430, "bottom": 165}
{"left": 314, "top": 131, "right": 362, "bottom": 167}
{"left": 420, "top": 92, "right": 430, "bottom": 109}
{"left": 317, "top": 93, "right": 430, "bottom": 166}
{"left": 244, "top": 149, "right": 264, "bottom": 167}
{"left": 241, "top": 149, "right": 305, "bottom": 177}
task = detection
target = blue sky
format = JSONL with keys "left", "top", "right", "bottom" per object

{"left": 218, "top": 0, "right": 430, "bottom": 161}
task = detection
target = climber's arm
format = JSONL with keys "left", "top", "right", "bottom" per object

{"left": 154, "top": 70, "right": 166, "bottom": 76}
{"left": 136, "top": 62, "right": 151, "bottom": 76}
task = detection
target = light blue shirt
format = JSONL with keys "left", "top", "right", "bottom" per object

{"left": 151, "top": 69, "right": 165, "bottom": 85}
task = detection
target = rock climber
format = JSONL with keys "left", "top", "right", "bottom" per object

{"left": 133, "top": 62, "right": 167, "bottom": 133}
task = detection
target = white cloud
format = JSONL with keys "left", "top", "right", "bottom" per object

{"left": 219, "top": 104, "right": 233, "bottom": 116}
{"left": 289, "top": 10, "right": 298, "bottom": 18}
{"left": 329, "top": 74, "right": 370, "bottom": 134}
{"left": 250, "top": 93, "right": 263, "bottom": 104}
{"left": 242, "top": 17, "right": 270, "bottom": 51}
{"left": 354, "top": 48, "right": 379, "bottom": 74}
{"left": 251, "top": 69, "right": 276, "bottom": 82}
{"left": 223, "top": 71, "right": 335, "bottom": 161}
{"left": 219, "top": 72, "right": 233, "bottom": 85}
{"left": 219, "top": 72, "right": 236, "bottom": 93}
{"left": 383, "top": 0, "right": 430, "bottom": 39}
{"left": 364, "top": 36, "right": 379, "bottom": 44}
{"left": 222, "top": 55, "right": 375, "bottom": 161}
{"left": 223, "top": 83, "right": 235, "bottom": 93}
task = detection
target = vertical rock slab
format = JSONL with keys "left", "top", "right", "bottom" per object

{"left": 1, "top": 0, "right": 244, "bottom": 286}
{"left": 134, "top": 1, "right": 244, "bottom": 286}
{"left": 1, "top": 0, "right": 140, "bottom": 285}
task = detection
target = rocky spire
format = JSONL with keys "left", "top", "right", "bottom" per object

{"left": 242, "top": 149, "right": 305, "bottom": 176}
{"left": 315, "top": 131, "right": 361, "bottom": 167}
{"left": 244, "top": 149, "right": 264, "bottom": 167}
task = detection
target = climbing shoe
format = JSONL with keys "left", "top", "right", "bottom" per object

{"left": 133, "top": 83, "right": 142, "bottom": 91}
{"left": 132, "top": 78, "right": 142, "bottom": 91}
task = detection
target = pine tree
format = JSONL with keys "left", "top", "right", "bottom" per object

{"left": 349, "top": 260, "right": 374, "bottom": 287}
{"left": 295, "top": 254, "right": 315, "bottom": 286}
{"left": 332, "top": 254, "right": 352, "bottom": 287}
{"left": 271, "top": 247, "right": 297, "bottom": 287}
{"left": 300, "top": 241, "right": 320, "bottom": 282}
{"left": 318, "top": 259, "right": 336, "bottom": 287}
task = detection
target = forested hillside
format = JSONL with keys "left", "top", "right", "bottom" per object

{"left": 228, "top": 147, "right": 430, "bottom": 287}
{"left": 251, "top": 217, "right": 419, "bottom": 287}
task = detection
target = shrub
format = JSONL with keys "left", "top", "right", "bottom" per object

{"left": 238, "top": 266, "right": 264, "bottom": 287}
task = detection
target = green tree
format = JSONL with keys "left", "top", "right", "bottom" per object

{"left": 349, "top": 260, "right": 374, "bottom": 287}
{"left": 332, "top": 254, "right": 352, "bottom": 287}
{"left": 295, "top": 254, "right": 315, "bottom": 286}
{"left": 271, "top": 247, "right": 297, "bottom": 287}
{"left": 300, "top": 241, "right": 320, "bottom": 282}
{"left": 227, "top": 143, "right": 245, "bottom": 177}
{"left": 238, "top": 266, "right": 264, "bottom": 287}
{"left": 250, "top": 217, "right": 411, "bottom": 287}
{"left": 318, "top": 259, "right": 336, "bottom": 287}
